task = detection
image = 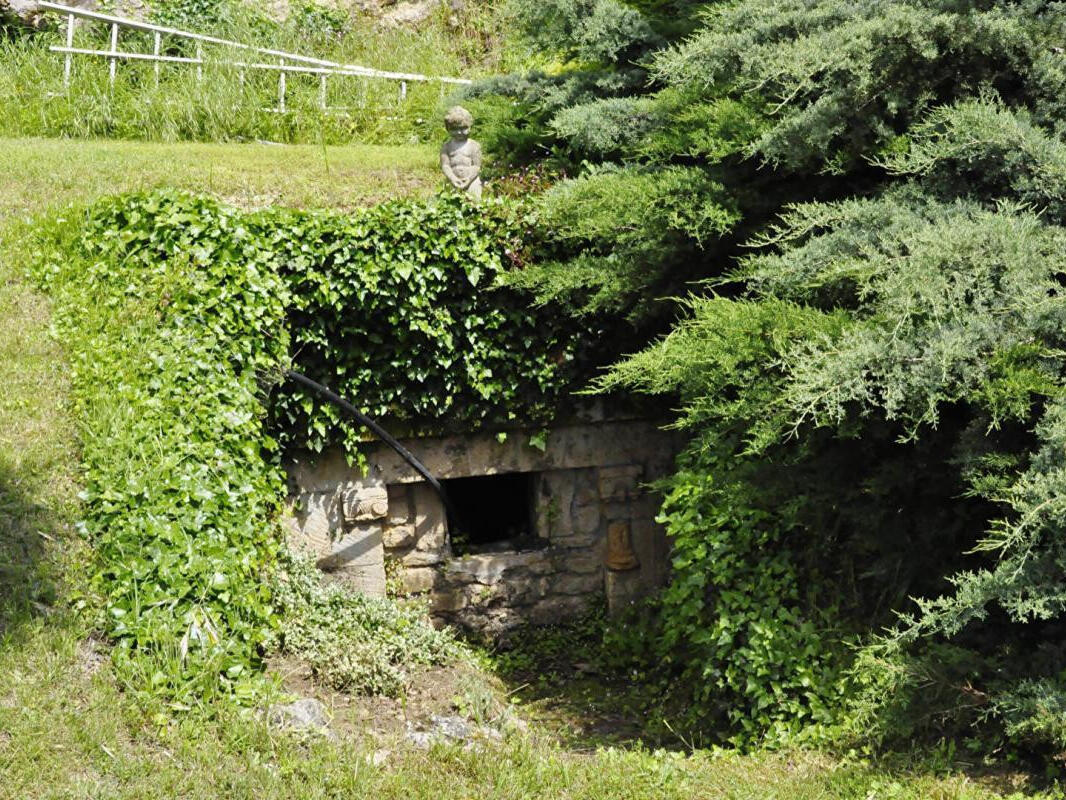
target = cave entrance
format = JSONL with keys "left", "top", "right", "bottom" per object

{"left": 443, "top": 472, "right": 543, "bottom": 555}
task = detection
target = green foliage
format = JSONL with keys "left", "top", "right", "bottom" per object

{"left": 87, "top": 190, "right": 592, "bottom": 458}
{"left": 878, "top": 98, "right": 1066, "bottom": 221}
{"left": 27, "top": 187, "right": 586, "bottom": 698}
{"left": 268, "top": 550, "right": 457, "bottom": 696}
{"left": 504, "top": 166, "right": 738, "bottom": 318}
{"left": 481, "top": 0, "right": 1066, "bottom": 760}
{"left": 33, "top": 190, "right": 290, "bottom": 699}
{"left": 461, "top": 0, "right": 677, "bottom": 166}
{"left": 149, "top": 0, "right": 235, "bottom": 30}
{"left": 262, "top": 195, "right": 591, "bottom": 455}
{"left": 651, "top": 446, "right": 845, "bottom": 745}
{"left": 549, "top": 96, "right": 662, "bottom": 158}
{"left": 653, "top": 0, "right": 1054, "bottom": 172}
{"left": 506, "top": 0, "right": 660, "bottom": 65}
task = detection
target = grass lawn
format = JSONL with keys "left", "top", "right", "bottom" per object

{"left": 0, "top": 137, "right": 1052, "bottom": 799}
{"left": 0, "top": 137, "right": 439, "bottom": 220}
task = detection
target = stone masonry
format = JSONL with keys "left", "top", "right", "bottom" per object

{"left": 284, "top": 420, "right": 680, "bottom": 637}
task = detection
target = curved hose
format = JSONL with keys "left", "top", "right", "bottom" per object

{"left": 284, "top": 369, "right": 460, "bottom": 532}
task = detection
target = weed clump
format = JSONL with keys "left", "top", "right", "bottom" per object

{"left": 269, "top": 550, "right": 458, "bottom": 696}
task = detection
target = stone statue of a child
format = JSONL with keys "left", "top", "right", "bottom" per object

{"left": 440, "top": 105, "right": 482, "bottom": 201}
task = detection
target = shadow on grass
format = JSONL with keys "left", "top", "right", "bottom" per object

{"left": 477, "top": 615, "right": 700, "bottom": 752}
{"left": 0, "top": 453, "right": 66, "bottom": 644}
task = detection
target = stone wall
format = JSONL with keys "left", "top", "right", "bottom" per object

{"left": 284, "top": 420, "right": 681, "bottom": 636}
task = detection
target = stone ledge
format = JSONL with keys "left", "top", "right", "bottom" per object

{"left": 287, "top": 420, "right": 682, "bottom": 489}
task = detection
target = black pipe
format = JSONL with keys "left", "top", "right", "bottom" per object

{"left": 283, "top": 369, "right": 461, "bottom": 534}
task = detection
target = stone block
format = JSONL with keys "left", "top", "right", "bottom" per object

{"left": 605, "top": 569, "right": 644, "bottom": 615}
{"left": 598, "top": 465, "right": 643, "bottom": 503}
{"left": 536, "top": 471, "right": 574, "bottom": 539}
{"left": 572, "top": 468, "right": 599, "bottom": 507}
{"left": 441, "top": 440, "right": 471, "bottom": 476}
{"left": 553, "top": 572, "right": 603, "bottom": 596}
{"left": 387, "top": 484, "right": 413, "bottom": 525}
{"left": 342, "top": 483, "right": 388, "bottom": 522}
{"left": 413, "top": 484, "right": 448, "bottom": 548}
{"left": 560, "top": 427, "right": 596, "bottom": 468}
{"left": 551, "top": 528, "right": 600, "bottom": 549}
{"left": 402, "top": 566, "right": 438, "bottom": 595}
{"left": 355, "top": 420, "right": 682, "bottom": 484}
{"left": 563, "top": 551, "right": 604, "bottom": 575}
{"left": 506, "top": 576, "right": 550, "bottom": 606}
{"left": 464, "top": 582, "right": 506, "bottom": 607}
{"left": 287, "top": 449, "right": 373, "bottom": 493}
{"left": 317, "top": 524, "right": 386, "bottom": 597}
{"left": 571, "top": 502, "right": 601, "bottom": 539}
{"left": 430, "top": 588, "right": 468, "bottom": 613}
{"left": 444, "top": 550, "right": 550, "bottom": 585}
{"left": 286, "top": 491, "right": 343, "bottom": 558}
{"left": 382, "top": 523, "right": 416, "bottom": 550}
{"left": 401, "top": 548, "right": 446, "bottom": 567}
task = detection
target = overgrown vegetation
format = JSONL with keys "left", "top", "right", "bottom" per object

{"left": 0, "top": 143, "right": 1037, "bottom": 800}
{"left": 472, "top": 0, "right": 1066, "bottom": 763}
{"left": 9, "top": 0, "right": 1066, "bottom": 787}
{"left": 263, "top": 196, "right": 596, "bottom": 455}
{"left": 1, "top": 138, "right": 1048, "bottom": 796}
{"left": 24, "top": 186, "right": 586, "bottom": 697}
{"left": 0, "top": 0, "right": 515, "bottom": 144}
{"left": 270, "top": 551, "right": 457, "bottom": 695}
{"left": 31, "top": 191, "right": 291, "bottom": 700}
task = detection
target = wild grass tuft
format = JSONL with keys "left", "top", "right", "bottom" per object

{"left": 0, "top": 4, "right": 514, "bottom": 145}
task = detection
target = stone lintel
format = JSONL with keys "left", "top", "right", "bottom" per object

{"left": 287, "top": 420, "right": 680, "bottom": 490}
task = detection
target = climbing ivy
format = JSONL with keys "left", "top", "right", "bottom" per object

{"left": 32, "top": 188, "right": 589, "bottom": 697}
{"left": 259, "top": 196, "right": 593, "bottom": 459}
{"left": 34, "top": 190, "right": 290, "bottom": 700}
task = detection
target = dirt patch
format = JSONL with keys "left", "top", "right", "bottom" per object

{"left": 267, "top": 655, "right": 516, "bottom": 742}
{"left": 76, "top": 635, "right": 108, "bottom": 678}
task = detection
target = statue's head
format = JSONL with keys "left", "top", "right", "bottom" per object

{"left": 444, "top": 105, "right": 474, "bottom": 138}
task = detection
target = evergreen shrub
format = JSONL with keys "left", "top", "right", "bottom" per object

{"left": 476, "top": 0, "right": 1066, "bottom": 758}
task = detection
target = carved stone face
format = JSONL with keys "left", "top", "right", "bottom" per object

{"left": 447, "top": 123, "right": 470, "bottom": 141}
{"left": 443, "top": 106, "right": 475, "bottom": 140}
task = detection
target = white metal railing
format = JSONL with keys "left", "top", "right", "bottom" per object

{"left": 39, "top": 0, "right": 471, "bottom": 112}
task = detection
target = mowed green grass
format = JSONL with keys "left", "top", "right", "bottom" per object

{"left": 0, "top": 137, "right": 439, "bottom": 220}
{"left": 0, "top": 138, "right": 1048, "bottom": 799}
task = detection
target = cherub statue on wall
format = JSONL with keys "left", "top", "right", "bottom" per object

{"left": 440, "top": 105, "right": 482, "bottom": 201}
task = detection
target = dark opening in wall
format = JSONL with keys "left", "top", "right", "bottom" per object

{"left": 444, "top": 472, "right": 542, "bottom": 555}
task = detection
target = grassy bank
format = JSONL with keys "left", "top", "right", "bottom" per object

{"left": 0, "top": 137, "right": 438, "bottom": 218}
{"left": 0, "top": 2, "right": 509, "bottom": 146}
{"left": 0, "top": 625, "right": 1029, "bottom": 800}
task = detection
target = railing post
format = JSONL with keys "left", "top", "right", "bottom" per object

{"left": 108, "top": 22, "right": 118, "bottom": 90}
{"left": 63, "top": 12, "right": 74, "bottom": 88}
{"left": 399, "top": 80, "right": 407, "bottom": 102}
{"left": 278, "top": 58, "right": 286, "bottom": 112}
{"left": 153, "top": 31, "right": 161, "bottom": 87}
